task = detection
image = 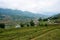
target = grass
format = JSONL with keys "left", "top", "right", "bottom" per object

{"left": 0, "top": 25, "right": 60, "bottom": 40}
{"left": 35, "top": 29, "right": 60, "bottom": 40}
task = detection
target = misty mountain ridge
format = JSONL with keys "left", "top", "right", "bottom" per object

{"left": 0, "top": 8, "right": 59, "bottom": 22}
{"left": 0, "top": 8, "right": 47, "bottom": 21}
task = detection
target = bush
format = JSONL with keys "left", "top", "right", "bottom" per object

{"left": 30, "top": 20, "right": 35, "bottom": 26}
{"left": 44, "top": 24, "right": 48, "bottom": 26}
{"left": 43, "top": 19, "right": 48, "bottom": 21}
{"left": 0, "top": 23, "right": 5, "bottom": 28}
{"left": 39, "top": 23, "right": 48, "bottom": 26}
{"left": 39, "top": 24, "right": 44, "bottom": 26}
{"left": 20, "top": 23, "right": 24, "bottom": 27}
{"left": 38, "top": 18, "right": 42, "bottom": 21}
{"left": 27, "top": 24, "right": 29, "bottom": 27}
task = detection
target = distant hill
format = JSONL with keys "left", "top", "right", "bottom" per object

{"left": 48, "top": 13, "right": 60, "bottom": 20}
{"left": 53, "top": 13, "right": 60, "bottom": 19}
{"left": 0, "top": 8, "right": 47, "bottom": 22}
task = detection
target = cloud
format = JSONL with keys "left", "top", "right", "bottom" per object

{"left": 0, "top": 0, "right": 60, "bottom": 13}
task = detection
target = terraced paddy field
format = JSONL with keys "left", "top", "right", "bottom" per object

{"left": 0, "top": 25, "right": 60, "bottom": 40}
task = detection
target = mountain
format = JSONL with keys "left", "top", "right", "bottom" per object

{"left": 48, "top": 13, "right": 60, "bottom": 20}
{"left": 0, "top": 8, "right": 50, "bottom": 22}
{"left": 0, "top": 8, "right": 46, "bottom": 18}
{"left": 52, "top": 13, "right": 60, "bottom": 19}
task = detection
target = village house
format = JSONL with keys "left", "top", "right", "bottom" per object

{"left": 33, "top": 19, "right": 39, "bottom": 26}
{"left": 0, "top": 20, "right": 21, "bottom": 29}
{"left": 15, "top": 24, "right": 21, "bottom": 28}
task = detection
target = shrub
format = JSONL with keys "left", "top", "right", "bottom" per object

{"left": 38, "top": 18, "right": 42, "bottom": 21}
{"left": 0, "top": 23, "right": 5, "bottom": 28}
{"left": 27, "top": 24, "right": 29, "bottom": 27}
{"left": 44, "top": 24, "right": 48, "bottom": 26}
{"left": 20, "top": 23, "right": 24, "bottom": 27}
{"left": 30, "top": 20, "right": 35, "bottom": 26}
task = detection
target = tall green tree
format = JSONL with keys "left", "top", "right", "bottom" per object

{"left": 38, "top": 18, "right": 42, "bottom": 21}
{"left": 30, "top": 20, "right": 35, "bottom": 26}
{"left": 0, "top": 23, "right": 5, "bottom": 28}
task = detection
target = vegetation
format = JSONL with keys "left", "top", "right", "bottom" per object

{"left": 20, "top": 23, "right": 24, "bottom": 27}
{"left": 38, "top": 18, "right": 42, "bottom": 21}
{"left": 0, "top": 23, "right": 5, "bottom": 28}
{"left": 30, "top": 20, "right": 35, "bottom": 26}
{"left": 0, "top": 25, "right": 60, "bottom": 40}
{"left": 0, "top": 8, "right": 60, "bottom": 40}
{"left": 35, "top": 29, "right": 60, "bottom": 40}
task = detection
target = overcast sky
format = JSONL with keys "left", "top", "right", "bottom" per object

{"left": 0, "top": 0, "right": 60, "bottom": 14}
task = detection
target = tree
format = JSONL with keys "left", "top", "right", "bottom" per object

{"left": 27, "top": 24, "right": 29, "bottom": 27}
{"left": 30, "top": 20, "right": 35, "bottom": 26}
{"left": 20, "top": 23, "right": 24, "bottom": 27}
{"left": 43, "top": 18, "right": 48, "bottom": 21}
{"left": 38, "top": 18, "right": 42, "bottom": 21}
{"left": 0, "top": 23, "right": 5, "bottom": 28}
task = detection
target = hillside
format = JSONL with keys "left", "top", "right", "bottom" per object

{"left": 46, "top": 13, "right": 60, "bottom": 20}
{"left": 0, "top": 8, "right": 47, "bottom": 22}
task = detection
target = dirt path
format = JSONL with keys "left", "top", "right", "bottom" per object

{"left": 31, "top": 28, "right": 57, "bottom": 40}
